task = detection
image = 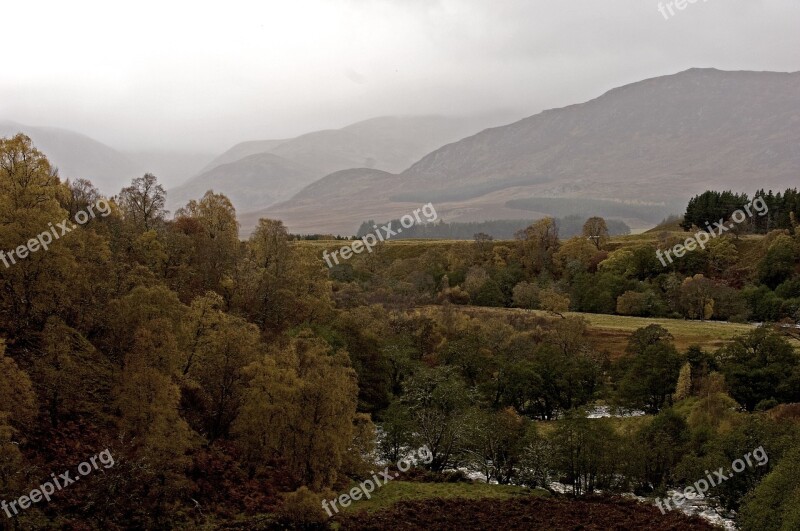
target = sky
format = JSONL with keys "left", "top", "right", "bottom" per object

{"left": 1, "top": 0, "right": 799, "bottom": 153}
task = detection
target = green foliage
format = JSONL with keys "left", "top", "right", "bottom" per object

{"left": 738, "top": 446, "right": 800, "bottom": 531}
{"left": 681, "top": 190, "right": 750, "bottom": 231}
{"left": 616, "top": 326, "right": 681, "bottom": 413}
{"left": 718, "top": 328, "right": 800, "bottom": 411}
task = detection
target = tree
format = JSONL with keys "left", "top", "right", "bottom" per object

{"left": 233, "top": 334, "right": 360, "bottom": 489}
{"left": 738, "top": 445, "right": 800, "bottom": 531}
{"left": 517, "top": 217, "right": 560, "bottom": 275}
{"left": 681, "top": 190, "right": 749, "bottom": 231}
{"left": 0, "top": 414, "right": 26, "bottom": 521}
{"left": 598, "top": 248, "right": 637, "bottom": 277}
{"left": 234, "top": 219, "right": 331, "bottom": 333}
{"left": 550, "top": 411, "right": 621, "bottom": 495}
{"left": 183, "top": 309, "right": 261, "bottom": 441}
{"left": 461, "top": 408, "right": 528, "bottom": 484}
{"left": 718, "top": 328, "right": 800, "bottom": 411}
{"left": 0, "top": 340, "right": 37, "bottom": 429}
{"left": 115, "top": 363, "right": 198, "bottom": 523}
{"left": 637, "top": 408, "right": 689, "bottom": 489}
{"left": 758, "top": 234, "right": 798, "bottom": 290}
{"left": 378, "top": 401, "right": 415, "bottom": 462}
{"left": 512, "top": 281, "right": 540, "bottom": 310}
{"left": 35, "top": 317, "right": 113, "bottom": 426}
{"left": 679, "top": 274, "right": 717, "bottom": 320}
{"left": 582, "top": 217, "right": 610, "bottom": 250}
{"left": 539, "top": 288, "right": 570, "bottom": 317}
{"left": 174, "top": 191, "right": 240, "bottom": 295}
{"left": 617, "top": 326, "right": 681, "bottom": 413}
{"left": 0, "top": 134, "right": 78, "bottom": 339}
{"left": 118, "top": 173, "right": 167, "bottom": 231}
{"left": 554, "top": 236, "right": 597, "bottom": 275}
{"left": 402, "top": 366, "right": 472, "bottom": 471}
{"left": 616, "top": 290, "right": 662, "bottom": 317}
{"left": 673, "top": 362, "right": 692, "bottom": 402}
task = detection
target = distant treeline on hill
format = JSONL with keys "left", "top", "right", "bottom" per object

{"left": 355, "top": 215, "right": 631, "bottom": 240}
{"left": 682, "top": 188, "right": 800, "bottom": 233}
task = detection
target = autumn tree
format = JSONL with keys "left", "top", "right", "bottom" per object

{"left": 118, "top": 173, "right": 167, "bottom": 232}
{"left": 233, "top": 334, "right": 360, "bottom": 489}
{"left": 554, "top": 236, "right": 597, "bottom": 275}
{"left": 183, "top": 309, "right": 261, "bottom": 441}
{"left": 0, "top": 340, "right": 37, "bottom": 429}
{"left": 234, "top": 219, "right": 331, "bottom": 333}
{"left": 0, "top": 134, "right": 76, "bottom": 339}
{"left": 512, "top": 281, "right": 540, "bottom": 310}
{"left": 582, "top": 217, "right": 610, "bottom": 250}
{"left": 174, "top": 191, "right": 240, "bottom": 296}
{"left": 539, "top": 287, "right": 570, "bottom": 317}
{"left": 517, "top": 217, "right": 560, "bottom": 275}
{"left": 34, "top": 317, "right": 113, "bottom": 426}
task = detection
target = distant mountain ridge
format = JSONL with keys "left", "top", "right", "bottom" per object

{"left": 0, "top": 121, "right": 213, "bottom": 193}
{"left": 169, "top": 114, "right": 518, "bottom": 214}
{"left": 0, "top": 120, "right": 141, "bottom": 193}
{"left": 250, "top": 68, "right": 800, "bottom": 235}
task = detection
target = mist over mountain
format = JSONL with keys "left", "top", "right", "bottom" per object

{"left": 125, "top": 150, "right": 215, "bottom": 189}
{"left": 252, "top": 69, "right": 800, "bottom": 235}
{"left": 0, "top": 121, "right": 215, "bottom": 193}
{"left": 169, "top": 114, "right": 517, "bottom": 214}
{"left": 0, "top": 121, "right": 141, "bottom": 193}
{"left": 171, "top": 153, "right": 318, "bottom": 214}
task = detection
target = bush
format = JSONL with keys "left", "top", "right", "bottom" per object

{"left": 276, "top": 487, "right": 329, "bottom": 527}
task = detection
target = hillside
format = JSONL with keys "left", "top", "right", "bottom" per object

{"left": 255, "top": 68, "right": 800, "bottom": 235}
{"left": 171, "top": 114, "right": 515, "bottom": 214}
{"left": 0, "top": 120, "right": 140, "bottom": 193}
{"left": 168, "top": 152, "right": 318, "bottom": 215}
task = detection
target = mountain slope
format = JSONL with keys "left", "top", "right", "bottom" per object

{"left": 199, "top": 139, "right": 289, "bottom": 173}
{"left": 169, "top": 153, "right": 317, "bottom": 214}
{"left": 255, "top": 68, "right": 800, "bottom": 235}
{"left": 0, "top": 121, "right": 140, "bottom": 193}
{"left": 170, "top": 114, "right": 516, "bottom": 213}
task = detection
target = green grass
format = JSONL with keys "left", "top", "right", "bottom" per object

{"left": 337, "top": 480, "right": 544, "bottom": 515}
{"left": 474, "top": 306, "right": 758, "bottom": 356}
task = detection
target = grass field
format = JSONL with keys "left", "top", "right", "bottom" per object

{"left": 335, "top": 481, "right": 542, "bottom": 515}
{"left": 555, "top": 310, "right": 756, "bottom": 353}
{"left": 460, "top": 305, "right": 762, "bottom": 358}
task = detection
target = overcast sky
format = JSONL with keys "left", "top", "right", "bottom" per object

{"left": 2, "top": 0, "right": 799, "bottom": 153}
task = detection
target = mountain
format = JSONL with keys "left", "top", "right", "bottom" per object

{"left": 252, "top": 68, "right": 800, "bottom": 235}
{"left": 170, "top": 114, "right": 516, "bottom": 213}
{"left": 0, "top": 121, "right": 141, "bottom": 194}
{"left": 198, "top": 139, "right": 289, "bottom": 173}
{"left": 170, "top": 153, "right": 317, "bottom": 213}
{"left": 126, "top": 150, "right": 215, "bottom": 189}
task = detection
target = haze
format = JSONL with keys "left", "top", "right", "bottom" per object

{"left": 1, "top": 0, "right": 799, "bottom": 153}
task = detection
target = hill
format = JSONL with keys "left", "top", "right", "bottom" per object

{"left": 255, "top": 68, "right": 800, "bottom": 235}
{"left": 168, "top": 152, "right": 318, "bottom": 215}
{"left": 0, "top": 120, "right": 140, "bottom": 194}
{"left": 171, "top": 114, "right": 515, "bottom": 214}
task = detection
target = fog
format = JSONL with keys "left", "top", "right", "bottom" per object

{"left": 1, "top": 0, "right": 799, "bottom": 152}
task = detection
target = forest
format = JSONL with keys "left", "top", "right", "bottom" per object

{"left": 1, "top": 133, "right": 799, "bottom": 530}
